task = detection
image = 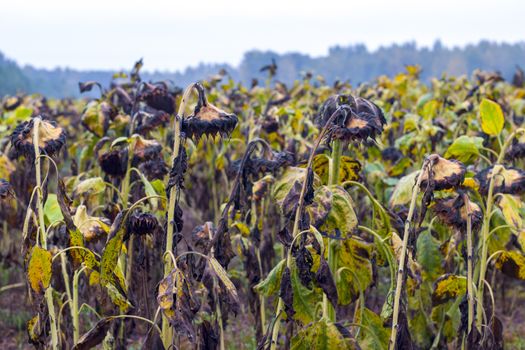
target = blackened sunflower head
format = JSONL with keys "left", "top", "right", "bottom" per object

{"left": 10, "top": 117, "right": 66, "bottom": 158}
{"left": 98, "top": 149, "right": 127, "bottom": 177}
{"left": 433, "top": 194, "right": 483, "bottom": 232}
{"left": 128, "top": 211, "right": 159, "bottom": 236}
{"left": 420, "top": 155, "right": 466, "bottom": 191}
{"left": 505, "top": 133, "right": 525, "bottom": 161}
{"left": 475, "top": 165, "right": 525, "bottom": 196}
{"left": 139, "top": 83, "right": 176, "bottom": 114}
{"left": 317, "top": 94, "right": 386, "bottom": 143}
{"left": 132, "top": 135, "right": 163, "bottom": 163}
{"left": 182, "top": 83, "right": 238, "bottom": 140}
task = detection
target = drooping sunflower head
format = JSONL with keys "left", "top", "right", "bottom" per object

{"left": 475, "top": 165, "right": 525, "bottom": 195}
{"left": 139, "top": 83, "right": 176, "bottom": 114}
{"left": 98, "top": 149, "right": 127, "bottom": 177}
{"left": 317, "top": 94, "right": 386, "bottom": 143}
{"left": 505, "top": 133, "right": 525, "bottom": 161}
{"left": 182, "top": 83, "right": 238, "bottom": 140}
{"left": 420, "top": 155, "right": 466, "bottom": 191}
{"left": 10, "top": 117, "right": 66, "bottom": 158}
{"left": 132, "top": 135, "right": 163, "bottom": 162}
{"left": 433, "top": 193, "right": 483, "bottom": 232}
{"left": 128, "top": 211, "right": 159, "bottom": 236}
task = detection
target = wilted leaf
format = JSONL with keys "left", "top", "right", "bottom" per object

{"left": 291, "top": 319, "right": 359, "bottom": 350}
{"left": 389, "top": 170, "right": 419, "bottom": 207}
{"left": 73, "top": 317, "right": 114, "bottom": 350}
{"left": 315, "top": 257, "right": 338, "bottom": 308}
{"left": 27, "top": 246, "right": 52, "bottom": 294}
{"left": 336, "top": 237, "right": 374, "bottom": 305}
{"left": 497, "top": 194, "right": 523, "bottom": 229}
{"left": 495, "top": 251, "right": 525, "bottom": 280}
{"left": 208, "top": 257, "right": 240, "bottom": 305}
{"left": 479, "top": 99, "right": 504, "bottom": 136}
{"left": 315, "top": 186, "right": 358, "bottom": 239}
{"left": 105, "top": 283, "right": 132, "bottom": 312}
{"left": 100, "top": 211, "right": 127, "bottom": 286}
{"left": 311, "top": 154, "right": 360, "bottom": 185}
{"left": 73, "top": 205, "right": 110, "bottom": 241}
{"left": 254, "top": 258, "right": 285, "bottom": 296}
{"left": 355, "top": 308, "right": 390, "bottom": 350}
{"left": 431, "top": 274, "right": 466, "bottom": 305}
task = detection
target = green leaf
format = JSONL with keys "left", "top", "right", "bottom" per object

{"left": 291, "top": 263, "right": 319, "bottom": 324}
{"left": 44, "top": 194, "right": 64, "bottom": 224}
{"left": 445, "top": 136, "right": 484, "bottom": 163}
{"left": 355, "top": 308, "right": 390, "bottom": 350}
{"left": 255, "top": 259, "right": 286, "bottom": 296}
{"left": 416, "top": 230, "right": 443, "bottom": 281}
{"left": 291, "top": 319, "right": 358, "bottom": 350}
{"left": 74, "top": 177, "right": 106, "bottom": 197}
{"left": 431, "top": 274, "right": 466, "bottom": 305}
{"left": 336, "top": 237, "right": 374, "bottom": 305}
{"left": 389, "top": 170, "right": 419, "bottom": 207}
{"left": 27, "top": 246, "right": 52, "bottom": 294}
{"left": 138, "top": 171, "right": 159, "bottom": 209}
{"left": 479, "top": 98, "right": 504, "bottom": 136}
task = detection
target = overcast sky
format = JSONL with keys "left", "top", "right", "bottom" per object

{"left": 1, "top": 0, "right": 523, "bottom": 71}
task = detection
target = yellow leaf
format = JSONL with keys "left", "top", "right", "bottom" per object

{"left": 27, "top": 246, "right": 52, "bottom": 294}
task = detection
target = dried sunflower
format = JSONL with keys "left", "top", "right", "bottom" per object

{"left": 182, "top": 83, "right": 238, "bottom": 139}
{"left": 10, "top": 117, "right": 66, "bottom": 158}
{"left": 98, "top": 150, "right": 127, "bottom": 177}
{"left": 475, "top": 165, "right": 525, "bottom": 195}
{"left": 433, "top": 193, "right": 483, "bottom": 232}
{"left": 81, "top": 100, "right": 117, "bottom": 137}
{"left": 505, "top": 133, "right": 525, "bottom": 161}
{"left": 128, "top": 211, "right": 159, "bottom": 236}
{"left": 132, "top": 136, "right": 162, "bottom": 162}
{"left": 420, "top": 155, "right": 466, "bottom": 191}
{"left": 139, "top": 83, "right": 176, "bottom": 114}
{"left": 317, "top": 94, "right": 386, "bottom": 142}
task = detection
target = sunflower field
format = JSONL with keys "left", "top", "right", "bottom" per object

{"left": 0, "top": 62, "right": 524, "bottom": 349}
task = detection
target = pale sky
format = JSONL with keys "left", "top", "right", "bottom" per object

{"left": 1, "top": 0, "right": 523, "bottom": 71}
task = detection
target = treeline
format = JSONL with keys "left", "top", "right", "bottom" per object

{"left": 1, "top": 40, "right": 525, "bottom": 98}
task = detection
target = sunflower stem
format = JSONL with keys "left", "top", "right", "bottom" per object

{"left": 389, "top": 159, "right": 429, "bottom": 350}
{"left": 32, "top": 118, "right": 59, "bottom": 350}
{"left": 324, "top": 138, "right": 342, "bottom": 321}
{"left": 464, "top": 194, "right": 475, "bottom": 335}
{"left": 162, "top": 83, "right": 196, "bottom": 348}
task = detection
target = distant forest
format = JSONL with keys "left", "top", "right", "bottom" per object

{"left": 1, "top": 40, "right": 525, "bottom": 98}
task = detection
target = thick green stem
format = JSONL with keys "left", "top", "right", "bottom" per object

{"left": 324, "top": 139, "right": 342, "bottom": 321}
{"left": 389, "top": 159, "right": 428, "bottom": 350}
{"left": 475, "top": 165, "right": 498, "bottom": 332}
